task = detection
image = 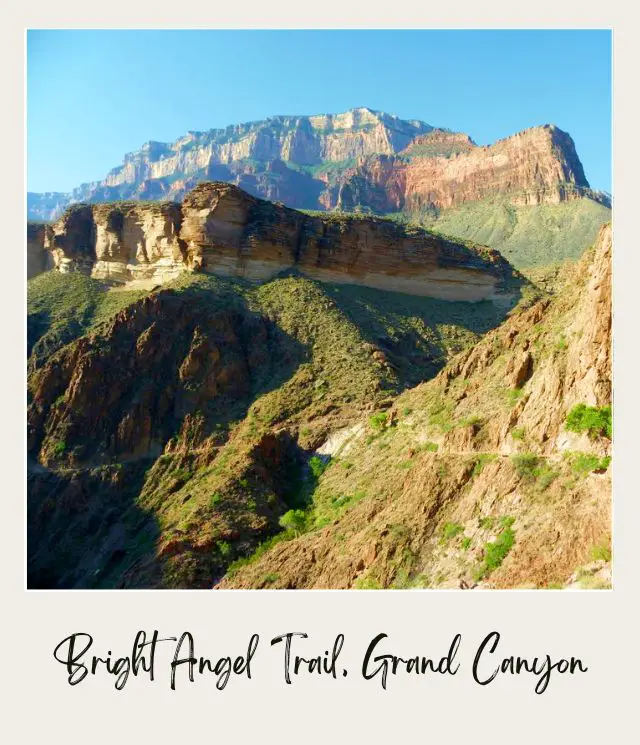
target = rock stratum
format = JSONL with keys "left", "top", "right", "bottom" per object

{"left": 27, "top": 108, "right": 609, "bottom": 222}
{"left": 31, "top": 182, "right": 519, "bottom": 302}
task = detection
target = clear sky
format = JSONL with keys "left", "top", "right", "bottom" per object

{"left": 27, "top": 29, "right": 612, "bottom": 194}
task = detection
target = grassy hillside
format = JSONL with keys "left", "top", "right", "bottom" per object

{"left": 406, "top": 197, "right": 611, "bottom": 269}
{"left": 28, "top": 268, "right": 528, "bottom": 588}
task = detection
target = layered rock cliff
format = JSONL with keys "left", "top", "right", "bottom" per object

{"left": 28, "top": 108, "right": 432, "bottom": 219}
{"left": 27, "top": 109, "right": 608, "bottom": 222}
{"left": 41, "top": 182, "right": 519, "bottom": 302}
{"left": 332, "top": 125, "right": 596, "bottom": 212}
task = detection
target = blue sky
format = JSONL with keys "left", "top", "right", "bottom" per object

{"left": 27, "top": 30, "right": 612, "bottom": 193}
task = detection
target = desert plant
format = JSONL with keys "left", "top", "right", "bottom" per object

{"left": 565, "top": 404, "right": 612, "bottom": 439}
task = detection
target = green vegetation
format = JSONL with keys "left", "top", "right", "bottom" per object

{"left": 419, "top": 441, "right": 439, "bottom": 453}
{"left": 511, "top": 426, "right": 526, "bottom": 441}
{"left": 27, "top": 272, "right": 150, "bottom": 366}
{"left": 590, "top": 543, "right": 612, "bottom": 562}
{"left": 511, "top": 453, "right": 558, "bottom": 490}
{"left": 442, "top": 522, "right": 464, "bottom": 541}
{"left": 410, "top": 195, "right": 611, "bottom": 270}
{"left": 279, "top": 509, "right": 309, "bottom": 537}
{"left": 308, "top": 456, "right": 329, "bottom": 480}
{"left": 369, "top": 412, "right": 388, "bottom": 431}
{"left": 567, "top": 452, "right": 611, "bottom": 476}
{"left": 565, "top": 404, "right": 612, "bottom": 439}
{"left": 52, "top": 439, "right": 66, "bottom": 457}
{"left": 474, "top": 521, "right": 516, "bottom": 581}
{"left": 472, "top": 453, "right": 497, "bottom": 477}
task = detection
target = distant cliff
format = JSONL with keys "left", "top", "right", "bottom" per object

{"left": 32, "top": 182, "right": 520, "bottom": 302}
{"left": 332, "top": 125, "right": 601, "bottom": 212}
{"left": 27, "top": 108, "right": 609, "bottom": 222}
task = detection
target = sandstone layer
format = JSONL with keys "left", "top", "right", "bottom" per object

{"left": 41, "top": 182, "right": 519, "bottom": 302}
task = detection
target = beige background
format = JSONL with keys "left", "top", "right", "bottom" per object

{"left": 4, "top": 5, "right": 639, "bottom": 742}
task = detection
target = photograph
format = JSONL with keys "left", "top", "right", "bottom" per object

{"left": 26, "top": 28, "right": 612, "bottom": 590}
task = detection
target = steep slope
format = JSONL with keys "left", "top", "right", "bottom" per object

{"left": 220, "top": 223, "right": 612, "bottom": 590}
{"left": 27, "top": 246, "right": 522, "bottom": 588}
{"left": 416, "top": 194, "right": 612, "bottom": 269}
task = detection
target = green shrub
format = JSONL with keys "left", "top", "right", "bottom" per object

{"left": 511, "top": 427, "right": 526, "bottom": 441}
{"left": 569, "top": 452, "right": 611, "bottom": 476}
{"left": 478, "top": 516, "right": 495, "bottom": 530}
{"left": 461, "top": 537, "right": 472, "bottom": 550}
{"left": 52, "top": 439, "right": 66, "bottom": 457}
{"left": 472, "top": 453, "right": 497, "bottom": 477}
{"left": 442, "top": 522, "right": 464, "bottom": 541}
{"left": 590, "top": 543, "right": 612, "bottom": 562}
{"left": 458, "top": 414, "right": 483, "bottom": 428}
{"left": 511, "top": 453, "right": 540, "bottom": 478}
{"left": 475, "top": 526, "right": 516, "bottom": 580}
{"left": 565, "top": 404, "right": 612, "bottom": 439}
{"left": 369, "top": 412, "right": 388, "bottom": 431}
{"left": 354, "top": 575, "right": 382, "bottom": 589}
{"left": 505, "top": 388, "right": 524, "bottom": 406}
{"left": 216, "top": 540, "right": 231, "bottom": 558}
{"left": 309, "top": 455, "right": 328, "bottom": 480}
{"left": 279, "top": 509, "right": 308, "bottom": 536}
{"left": 261, "top": 573, "right": 280, "bottom": 585}
{"left": 511, "top": 454, "right": 557, "bottom": 489}
{"left": 421, "top": 441, "right": 439, "bottom": 452}
{"left": 210, "top": 492, "right": 223, "bottom": 507}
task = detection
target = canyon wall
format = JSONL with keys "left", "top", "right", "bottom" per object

{"left": 28, "top": 110, "right": 608, "bottom": 221}
{"left": 332, "top": 125, "right": 596, "bottom": 212}
{"left": 40, "top": 182, "right": 518, "bottom": 302}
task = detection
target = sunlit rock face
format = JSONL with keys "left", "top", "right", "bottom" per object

{"left": 27, "top": 109, "right": 608, "bottom": 222}
{"left": 40, "top": 182, "right": 519, "bottom": 302}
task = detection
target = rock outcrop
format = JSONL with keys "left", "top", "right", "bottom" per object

{"left": 27, "top": 222, "right": 51, "bottom": 279}
{"left": 333, "top": 125, "right": 597, "bottom": 212}
{"left": 41, "top": 182, "right": 520, "bottom": 302}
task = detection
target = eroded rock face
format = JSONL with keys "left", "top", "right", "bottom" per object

{"left": 334, "top": 125, "right": 598, "bottom": 212}
{"left": 27, "top": 111, "right": 609, "bottom": 222}
{"left": 44, "top": 202, "right": 186, "bottom": 283}
{"left": 27, "top": 289, "right": 287, "bottom": 466}
{"left": 40, "top": 182, "right": 519, "bottom": 302}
